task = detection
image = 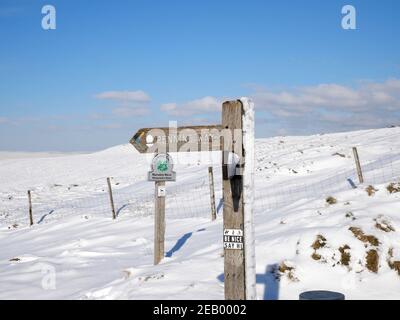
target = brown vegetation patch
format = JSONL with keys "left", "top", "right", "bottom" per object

{"left": 311, "top": 235, "right": 327, "bottom": 250}
{"left": 374, "top": 216, "right": 395, "bottom": 233}
{"left": 345, "top": 211, "right": 356, "bottom": 221}
{"left": 365, "top": 185, "right": 378, "bottom": 196}
{"left": 387, "top": 183, "right": 400, "bottom": 194}
{"left": 278, "top": 262, "right": 293, "bottom": 273}
{"left": 366, "top": 249, "right": 379, "bottom": 273}
{"left": 311, "top": 252, "right": 322, "bottom": 261}
{"left": 278, "top": 261, "right": 299, "bottom": 282}
{"left": 387, "top": 248, "right": 400, "bottom": 276}
{"left": 311, "top": 235, "right": 328, "bottom": 262}
{"left": 349, "top": 227, "right": 380, "bottom": 246}
{"left": 389, "top": 261, "right": 400, "bottom": 276}
{"left": 339, "top": 245, "right": 351, "bottom": 266}
{"left": 326, "top": 196, "right": 337, "bottom": 205}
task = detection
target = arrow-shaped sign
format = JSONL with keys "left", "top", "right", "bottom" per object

{"left": 130, "top": 125, "right": 225, "bottom": 154}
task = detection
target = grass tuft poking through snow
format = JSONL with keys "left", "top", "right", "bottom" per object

{"left": 386, "top": 182, "right": 400, "bottom": 194}
{"left": 325, "top": 196, "right": 337, "bottom": 205}
{"left": 278, "top": 261, "right": 299, "bottom": 282}
{"left": 365, "top": 185, "right": 378, "bottom": 196}
{"left": 349, "top": 227, "right": 380, "bottom": 247}
{"left": 374, "top": 215, "right": 395, "bottom": 233}
{"left": 366, "top": 250, "right": 380, "bottom": 273}
{"left": 387, "top": 248, "right": 400, "bottom": 276}
{"left": 339, "top": 245, "right": 351, "bottom": 266}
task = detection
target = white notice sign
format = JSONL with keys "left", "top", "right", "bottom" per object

{"left": 158, "top": 186, "right": 166, "bottom": 197}
{"left": 223, "top": 229, "right": 244, "bottom": 250}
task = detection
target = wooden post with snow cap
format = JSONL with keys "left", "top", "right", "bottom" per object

{"left": 208, "top": 167, "right": 217, "bottom": 221}
{"left": 28, "top": 190, "right": 33, "bottom": 226}
{"left": 106, "top": 177, "right": 116, "bottom": 220}
{"left": 352, "top": 147, "right": 364, "bottom": 184}
{"left": 222, "top": 98, "right": 256, "bottom": 300}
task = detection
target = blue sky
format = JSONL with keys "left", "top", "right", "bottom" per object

{"left": 0, "top": 0, "right": 399, "bottom": 151}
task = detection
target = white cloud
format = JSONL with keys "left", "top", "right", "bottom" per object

{"left": 252, "top": 79, "right": 400, "bottom": 118}
{"left": 161, "top": 96, "right": 221, "bottom": 116}
{"left": 95, "top": 90, "right": 150, "bottom": 103}
{"left": 94, "top": 90, "right": 151, "bottom": 118}
{"left": 0, "top": 117, "right": 9, "bottom": 124}
{"left": 249, "top": 79, "right": 400, "bottom": 135}
{"left": 160, "top": 103, "right": 177, "bottom": 112}
{"left": 98, "top": 123, "right": 123, "bottom": 130}
{"left": 112, "top": 107, "right": 149, "bottom": 117}
{"left": 158, "top": 80, "right": 400, "bottom": 133}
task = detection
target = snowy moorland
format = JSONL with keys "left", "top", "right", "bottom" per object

{"left": 0, "top": 127, "right": 400, "bottom": 300}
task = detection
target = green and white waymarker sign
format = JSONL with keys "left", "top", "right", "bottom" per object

{"left": 148, "top": 153, "right": 176, "bottom": 181}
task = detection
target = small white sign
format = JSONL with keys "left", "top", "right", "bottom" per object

{"left": 224, "top": 229, "right": 243, "bottom": 236}
{"left": 224, "top": 242, "right": 243, "bottom": 250}
{"left": 158, "top": 186, "right": 166, "bottom": 197}
{"left": 223, "top": 228, "right": 244, "bottom": 250}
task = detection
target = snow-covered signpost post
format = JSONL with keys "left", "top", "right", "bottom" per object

{"left": 129, "top": 98, "right": 256, "bottom": 298}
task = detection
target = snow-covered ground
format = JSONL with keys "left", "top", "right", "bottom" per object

{"left": 0, "top": 127, "right": 400, "bottom": 300}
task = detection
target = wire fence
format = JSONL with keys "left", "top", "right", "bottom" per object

{"left": 0, "top": 169, "right": 224, "bottom": 229}
{"left": 254, "top": 153, "right": 400, "bottom": 214}
{"left": 1, "top": 144, "right": 399, "bottom": 229}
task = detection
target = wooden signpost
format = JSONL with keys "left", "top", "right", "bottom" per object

{"left": 130, "top": 98, "right": 256, "bottom": 300}
{"left": 221, "top": 99, "right": 256, "bottom": 300}
{"left": 130, "top": 125, "right": 224, "bottom": 154}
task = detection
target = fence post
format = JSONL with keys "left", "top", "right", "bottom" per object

{"left": 208, "top": 167, "right": 217, "bottom": 221}
{"left": 107, "top": 177, "right": 116, "bottom": 220}
{"left": 154, "top": 181, "right": 166, "bottom": 265}
{"left": 352, "top": 147, "right": 364, "bottom": 184}
{"left": 27, "top": 190, "right": 33, "bottom": 226}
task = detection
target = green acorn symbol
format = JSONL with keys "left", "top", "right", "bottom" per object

{"left": 157, "top": 160, "right": 168, "bottom": 172}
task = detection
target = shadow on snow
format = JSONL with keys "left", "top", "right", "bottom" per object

{"left": 165, "top": 228, "right": 206, "bottom": 258}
